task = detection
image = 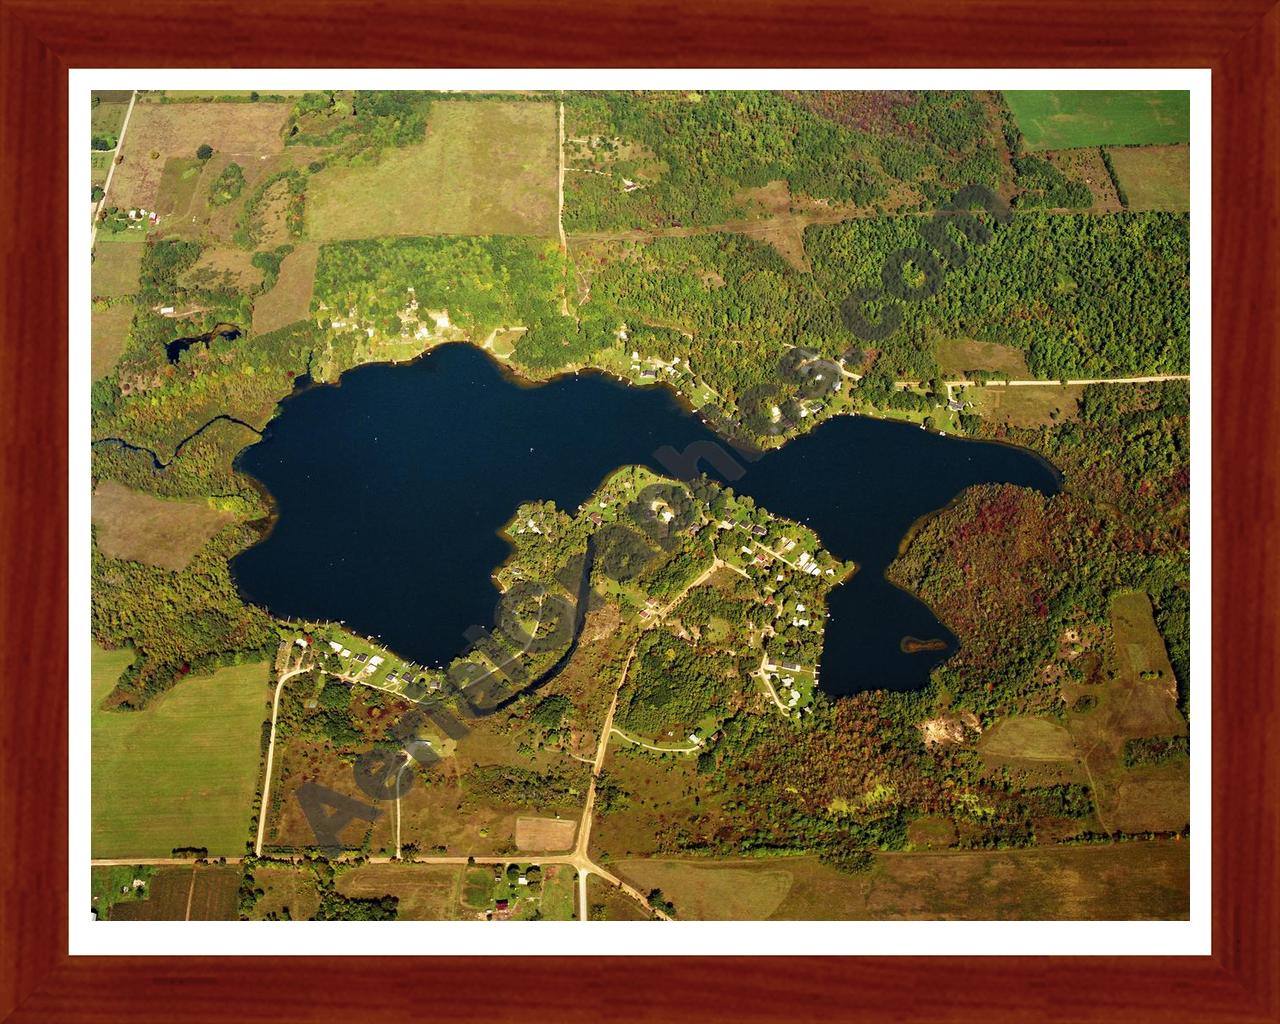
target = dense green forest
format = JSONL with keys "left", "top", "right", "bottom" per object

{"left": 563, "top": 90, "right": 1009, "bottom": 230}
{"left": 806, "top": 212, "right": 1190, "bottom": 379}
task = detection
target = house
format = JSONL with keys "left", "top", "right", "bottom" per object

{"left": 369, "top": 655, "right": 384, "bottom": 666}
{"left": 947, "top": 397, "right": 965, "bottom": 413}
{"left": 159, "top": 306, "right": 175, "bottom": 315}
{"left": 495, "top": 899, "right": 509, "bottom": 911}
{"left": 355, "top": 652, "right": 368, "bottom": 663}
{"left": 639, "top": 369, "right": 657, "bottom": 380}
{"left": 328, "top": 641, "right": 343, "bottom": 653}
{"left": 588, "top": 512, "right": 603, "bottom": 526}
{"left": 340, "top": 649, "right": 351, "bottom": 658}
{"left": 688, "top": 734, "right": 701, "bottom": 745}
{"left": 752, "top": 525, "right": 768, "bottom": 537}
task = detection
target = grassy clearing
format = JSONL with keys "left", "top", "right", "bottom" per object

{"left": 616, "top": 843, "right": 1188, "bottom": 920}
{"left": 1108, "top": 145, "right": 1190, "bottom": 211}
{"left": 91, "top": 241, "right": 144, "bottom": 298}
{"left": 965, "top": 383, "right": 1085, "bottom": 427}
{"left": 540, "top": 864, "right": 578, "bottom": 920}
{"left": 252, "top": 242, "right": 318, "bottom": 334}
{"left": 936, "top": 338, "right": 1029, "bottom": 379}
{"left": 180, "top": 245, "right": 265, "bottom": 293}
{"left": 978, "top": 716, "right": 1079, "bottom": 762}
{"left": 1044, "top": 147, "right": 1123, "bottom": 211}
{"left": 92, "top": 648, "right": 270, "bottom": 859}
{"left": 91, "top": 151, "right": 114, "bottom": 188}
{"left": 113, "top": 101, "right": 290, "bottom": 210}
{"left": 1004, "top": 91, "right": 1190, "bottom": 151}
{"left": 616, "top": 859, "right": 794, "bottom": 920}
{"left": 92, "top": 481, "right": 238, "bottom": 571}
{"left": 91, "top": 305, "right": 134, "bottom": 381}
{"left": 306, "top": 100, "right": 558, "bottom": 240}
{"left": 586, "top": 873, "right": 652, "bottom": 921}
{"left": 335, "top": 862, "right": 465, "bottom": 920}
{"left": 92, "top": 100, "right": 130, "bottom": 143}
{"left": 246, "top": 864, "right": 321, "bottom": 920}
{"left": 391, "top": 714, "right": 585, "bottom": 858}
{"left": 155, "top": 156, "right": 205, "bottom": 218}
{"left": 1066, "top": 591, "right": 1189, "bottom": 833}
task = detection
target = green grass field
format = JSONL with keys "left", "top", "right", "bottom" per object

{"left": 305, "top": 100, "right": 558, "bottom": 240}
{"left": 91, "top": 304, "right": 133, "bottom": 381}
{"left": 1108, "top": 144, "right": 1190, "bottom": 211}
{"left": 92, "top": 645, "right": 270, "bottom": 858}
{"left": 1005, "top": 91, "right": 1190, "bottom": 151}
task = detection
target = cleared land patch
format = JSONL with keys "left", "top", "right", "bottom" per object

{"left": 92, "top": 481, "right": 238, "bottom": 571}
{"left": 965, "top": 383, "right": 1085, "bottom": 428}
{"left": 305, "top": 100, "right": 558, "bottom": 240}
{"left": 617, "top": 843, "right": 1187, "bottom": 920}
{"left": 616, "top": 859, "right": 794, "bottom": 920}
{"left": 92, "top": 241, "right": 144, "bottom": 298}
{"left": 335, "top": 863, "right": 464, "bottom": 920}
{"left": 247, "top": 864, "right": 322, "bottom": 920}
{"left": 515, "top": 815, "right": 577, "bottom": 852}
{"left": 936, "top": 338, "right": 1030, "bottom": 379}
{"left": 91, "top": 304, "right": 134, "bottom": 381}
{"left": 1108, "top": 145, "right": 1190, "bottom": 211}
{"left": 1067, "top": 591, "right": 1189, "bottom": 834}
{"left": 112, "top": 102, "right": 290, "bottom": 211}
{"left": 92, "top": 648, "right": 270, "bottom": 859}
{"left": 252, "top": 242, "right": 318, "bottom": 335}
{"left": 1045, "top": 147, "right": 1123, "bottom": 212}
{"left": 978, "top": 716, "right": 1079, "bottom": 762}
{"left": 1004, "top": 91, "right": 1190, "bottom": 151}
{"left": 180, "top": 246, "right": 265, "bottom": 294}
{"left": 155, "top": 156, "right": 205, "bottom": 219}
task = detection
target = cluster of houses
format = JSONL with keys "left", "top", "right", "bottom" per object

{"left": 126, "top": 207, "right": 159, "bottom": 226}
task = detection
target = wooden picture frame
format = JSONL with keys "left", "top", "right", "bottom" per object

{"left": 2, "top": 1, "right": 1274, "bottom": 1019}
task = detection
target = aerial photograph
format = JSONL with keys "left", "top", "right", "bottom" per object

{"left": 88, "top": 87, "right": 1191, "bottom": 923}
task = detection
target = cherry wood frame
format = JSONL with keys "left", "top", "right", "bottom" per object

{"left": 2, "top": 1, "right": 1276, "bottom": 1020}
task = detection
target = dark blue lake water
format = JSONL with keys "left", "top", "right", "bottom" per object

{"left": 231, "top": 343, "right": 1059, "bottom": 696}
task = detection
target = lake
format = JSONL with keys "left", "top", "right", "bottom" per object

{"left": 231, "top": 343, "right": 1059, "bottom": 696}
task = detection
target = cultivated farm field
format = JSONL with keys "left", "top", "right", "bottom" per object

{"left": 92, "top": 648, "right": 271, "bottom": 859}
{"left": 1004, "top": 91, "right": 1190, "bottom": 150}
{"left": 305, "top": 100, "right": 559, "bottom": 240}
